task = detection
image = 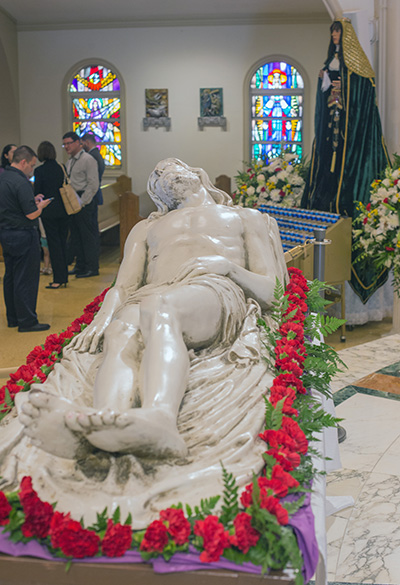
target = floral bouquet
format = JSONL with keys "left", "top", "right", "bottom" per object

{"left": 353, "top": 162, "right": 400, "bottom": 293}
{"left": 232, "top": 152, "right": 306, "bottom": 208}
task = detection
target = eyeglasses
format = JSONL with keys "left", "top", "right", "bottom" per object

{"left": 62, "top": 140, "right": 78, "bottom": 147}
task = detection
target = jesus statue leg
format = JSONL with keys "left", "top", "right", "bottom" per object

{"left": 72, "top": 284, "right": 223, "bottom": 457}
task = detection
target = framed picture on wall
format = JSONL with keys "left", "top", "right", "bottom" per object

{"left": 143, "top": 89, "right": 171, "bottom": 129}
{"left": 200, "top": 88, "right": 223, "bottom": 117}
{"left": 145, "top": 89, "right": 168, "bottom": 118}
{"left": 198, "top": 88, "right": 226, "bottom": 130}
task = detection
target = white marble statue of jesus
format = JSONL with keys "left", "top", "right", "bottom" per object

{"left": 18, "top": 158, "right": 287, "bottom": 462}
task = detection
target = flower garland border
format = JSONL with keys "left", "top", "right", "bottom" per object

{"left": 0, "top": 268, "right": 338, "bottom": 585}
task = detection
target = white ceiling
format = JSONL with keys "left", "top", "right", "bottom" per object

{"left": 0, "top": 0, "right": 332, "bottom": 30}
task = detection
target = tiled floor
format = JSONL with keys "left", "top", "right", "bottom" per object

{"left": 326, "top": 336, "right": 400, "bottom": 584}
{"left": 1, "top": 241, "right": 399, "bottom": 584}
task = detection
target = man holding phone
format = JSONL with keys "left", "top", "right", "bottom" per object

{"left": 0, "top": 145, "right": 52, "bottom": 332}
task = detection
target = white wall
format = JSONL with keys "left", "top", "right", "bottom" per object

{"left": 384, "top": 0, "right": 400, "bottom": 156}
{"left": 18, "top": 22, "right": 329, "bottom": 214}
{"left": 0, "top": 9, "right": 20, "bottom": 144}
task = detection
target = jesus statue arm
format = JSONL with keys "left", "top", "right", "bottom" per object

{"left": 170, "top": 209, "right": 281, "bottom": 311}
{"left": 71, "top": 220, "right": 149, "bottom": 353}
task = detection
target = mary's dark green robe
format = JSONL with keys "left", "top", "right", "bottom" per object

{"left": 301, "top": 21, "right": 391, "bottom": 302}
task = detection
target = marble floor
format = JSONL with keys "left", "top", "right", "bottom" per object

{"left": 327, "top": 335, "right": 400, "bottom": 584}
{"left": 1, "top": 239, "right": 400, "bottom": 584}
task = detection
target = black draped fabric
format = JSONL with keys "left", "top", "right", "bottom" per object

{"left": 301, "top": 24, "right": 391, "bottom": 303}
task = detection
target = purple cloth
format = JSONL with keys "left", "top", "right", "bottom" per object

{"left": 0, "top": 495, "right": 318, "bottom": 583}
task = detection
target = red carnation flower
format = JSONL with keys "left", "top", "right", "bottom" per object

{"left": 269, "top": 385, "right": 298, "bottom": 416}
{"left": 194, "top": 515, "right": 230, "bottom": 563}
{"left": 0, "top": 491, "right": 12, "bottom": 526}
{"left": 275, "top": 339, "right": 306, "bottom": 358}
{"left": 76, "top": 312, "right": 96, "bottom": 326}
{"left": 279, "top": 322, "right": 304, "bottom": 341}
{"left": 366, "top": 203, "right": 371, "bottom": 211}
{"left": 283, "top": 305, "right": 306, "bottom": 323}
{"left": 4, "top": 382, "right": 23, "bottom": 400}
{"left": 261, "top": 495, "right": 289, "bottom": 525}
{"left": 160, "top": 507, "right": 191, "bottom": 545}
{"left": 140, "top": 519, "right": 169, "bottom": 553}
{"left": 55, "top": 517, "right": 100, "bottom": 558}
{"left": 276, "top": 360, "right": 303, "bottom": 378}
{"left": 21, "top": 497, "right": 53, "bottom": 539}
{"left": 240, "top": 476, "right": 289, "bottom": 505}
{"left": 49, "top": 511, "right": 70, "bottom": 549}
{"left": 285, "top": 282, "right": 307, "bottom": 299}
{"left": 19, "top": 477, "right": 53, "bottom": 539}
{"left": 64, "top": 320, "right": 83, "bottom": 336}
{"left": 385, "top": 246, "right": 395, "bottom": 252}
{"left": 101, "top": 519, "right": 132, "bottom": 557}
{"left": 239, "top": 482, "right": 288, "bottom": 525}
{"left": 281, "top": 417, "right": 308, "bottom": 455}
{"left": 287, "top": 268, "right": 308, "bottom": 288}
{"left": 19, "top": 476, "right": 37, "bottom": 508}
{"left": 26, "top": 346, "right": 48, "bottom": 364}
{"left": 363, "top": 217, "right": 368, "bottom": 225}
{"left": 267, "top": 446, "right": 301, "bottom": 471}
{"left": 43, "top": 334, "right": 63, "bottom": 354}
{"left": 273, "top": 373, "right": 306, "bottom": 394}
{"left": 271, "top": 464, "right": 300, "bottom": 490}
{"left": 230, "top": 512, "right": 260, "bottom": 553}
{"left": 259, "top": 429, "right": 297, "bottom": 452}
{"left": 9, "top": 365, "right": 36, "bottom": 385}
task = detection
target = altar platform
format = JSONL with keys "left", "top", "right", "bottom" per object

{"left": 0, "top": 555, "right": 295, "bottom": 585}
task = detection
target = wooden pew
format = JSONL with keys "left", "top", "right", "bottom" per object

{"left": 215, "top": 174, "right": 231, "bottom": 195}
{"left": 98, "top": 175, "right": 132, "bottom": 233}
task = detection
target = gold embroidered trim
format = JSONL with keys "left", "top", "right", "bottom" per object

{"left": 337, "top": 19, "right": 375, "bottom": 78}
{"left": 335, "top": 71, "right": 351, "bottom": 213}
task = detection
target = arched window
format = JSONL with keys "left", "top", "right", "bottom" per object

{"left": 68, "top": 63, "right": 123, "bottom": 170}
{"left": 250, "top": 59, "right": 304, "bottom": 161}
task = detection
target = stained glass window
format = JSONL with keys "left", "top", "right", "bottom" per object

{"left": 68, "top": 65, "right": 122, "bottom": 168}
{"left": 250, "top": 60, "right": 304, "bottom": 162}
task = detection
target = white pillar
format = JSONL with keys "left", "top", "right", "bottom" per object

{"left": 391, "top": 290, "right": 400, "bottom": 334}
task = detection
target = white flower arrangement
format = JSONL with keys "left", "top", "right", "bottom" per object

{"left": 353, "top": 162, "right": 400, "bottom": 292}
{"left": 233, "top": 152, "right": 305, "bottom": 208}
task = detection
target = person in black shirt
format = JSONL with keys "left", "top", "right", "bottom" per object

{"left": 0, "top": 145, "right": 52, "bottom": 332}
{"left": 81, "top": 133, "right": 105, "bottom": 262}
{"left": 34, "top": 141, "right": 69, "bottom": 289}
{"left": 81, "top": 133, "right": 105, "bottom": 205}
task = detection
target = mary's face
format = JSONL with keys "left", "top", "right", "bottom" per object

{"left": 331, "top": 28, "right": 341, "bottom": 46}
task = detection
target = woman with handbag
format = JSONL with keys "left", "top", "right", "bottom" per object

{"left": 34, "top": 141, "right": 69, "bottom": 289}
